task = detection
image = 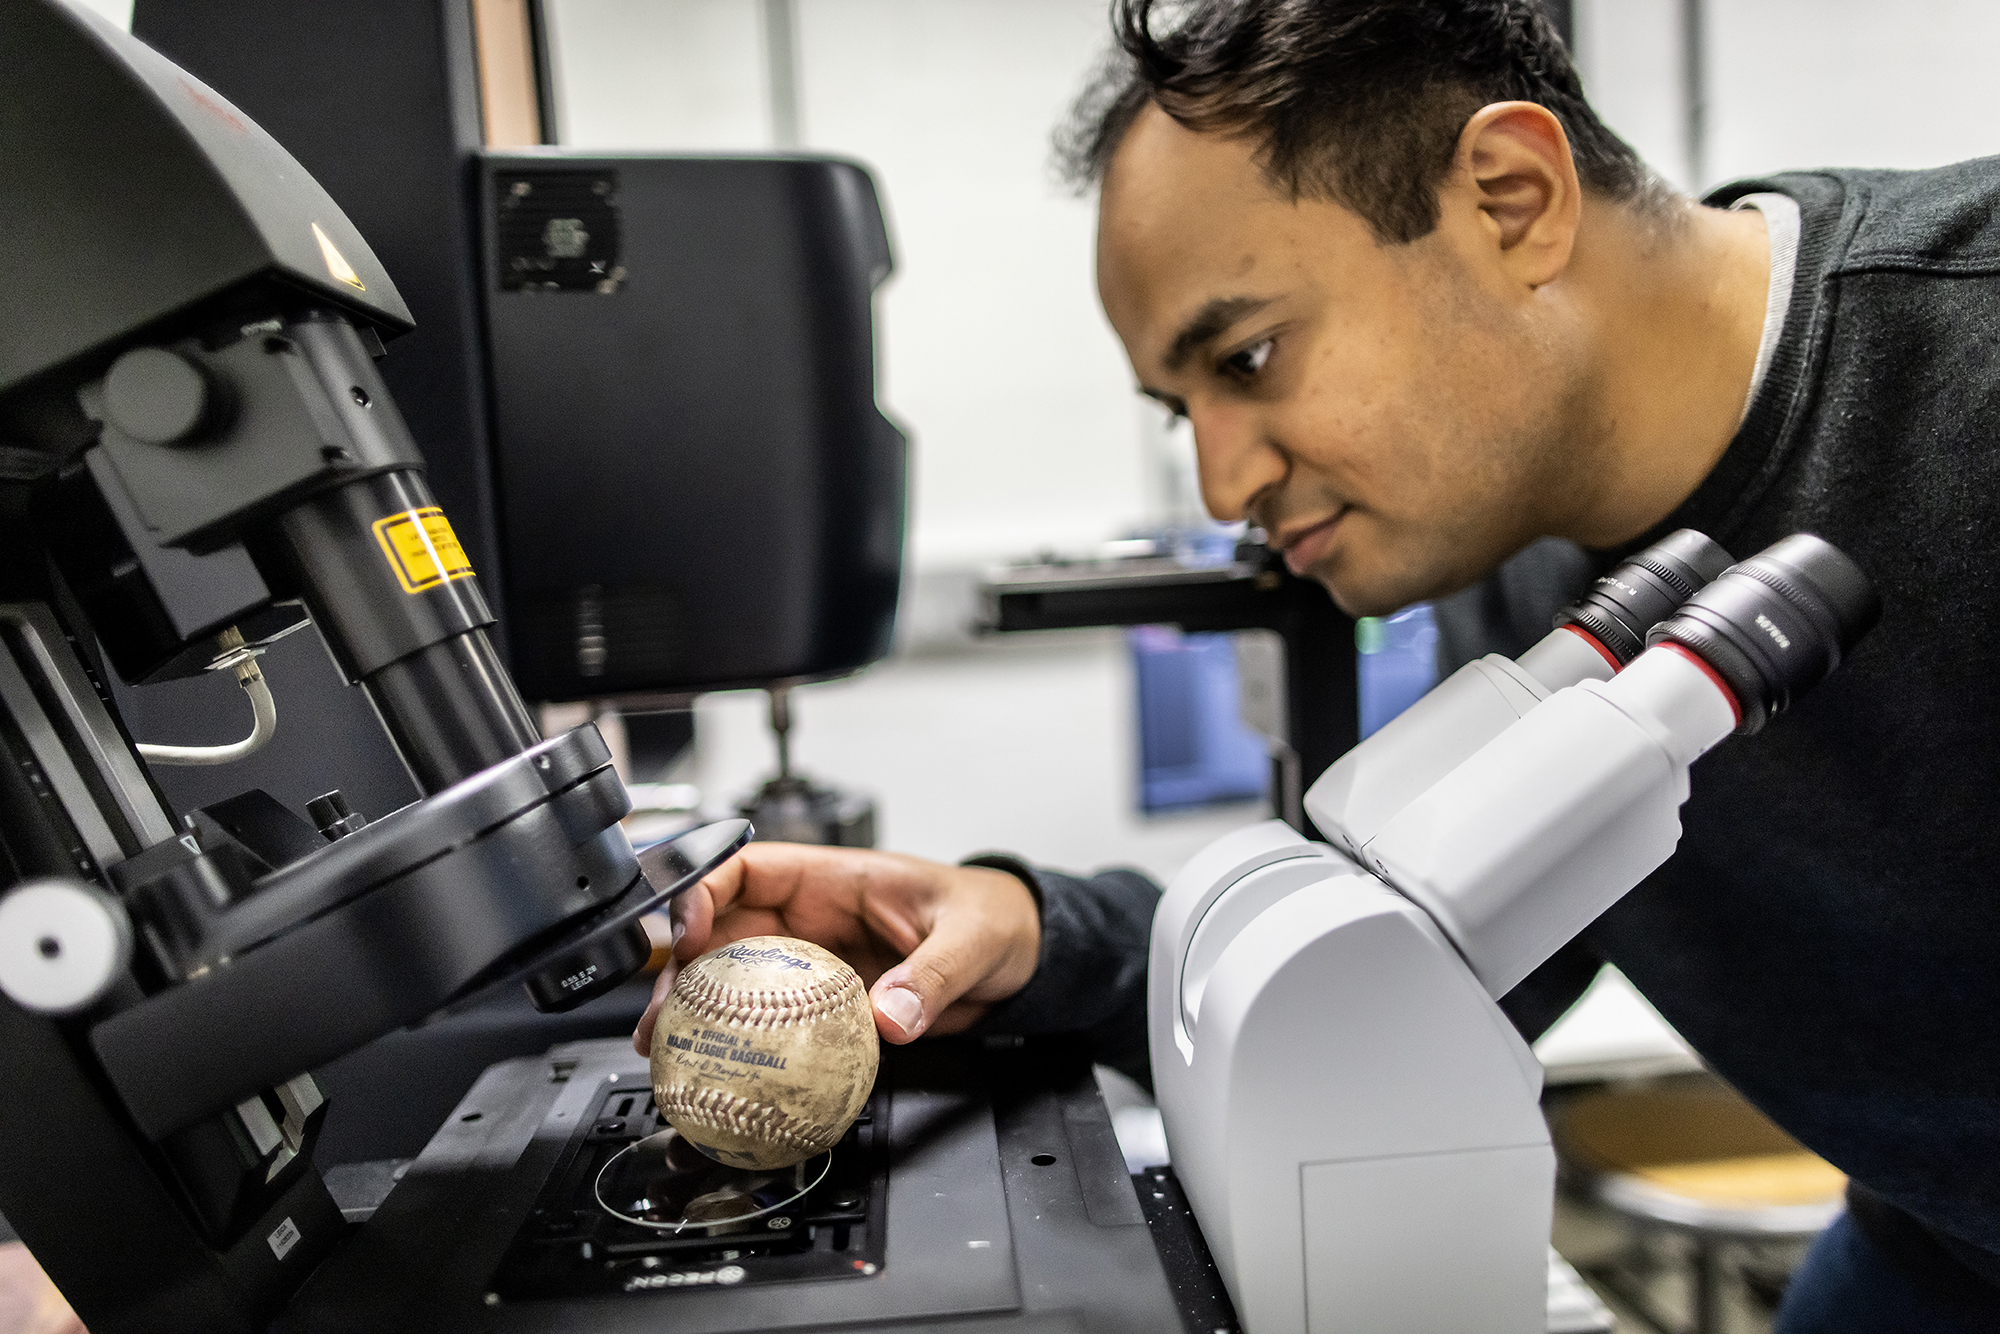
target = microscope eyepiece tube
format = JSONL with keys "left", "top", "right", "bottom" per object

{"left": 1309, "top": 530, "right": 1733, "bottom": 852}
{"left": 1645, "top": 534, "right": 1880, "bottom": 735}
{"left": 1543, "top": 529, "right": 1735, "bottom": 672}
{"left": 1366, "top": 534, "right": 1877, "bottom": 997}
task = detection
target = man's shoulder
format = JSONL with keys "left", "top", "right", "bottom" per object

{"left": 1715, "top": 161, "right": 2000, "bottom": 275}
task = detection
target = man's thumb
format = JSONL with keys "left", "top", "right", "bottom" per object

{"left": 869, "top": 930, "right": 974, "bottom": 1042}
{"left": 872, "top": 980, "right": 926, "bottom": 1041}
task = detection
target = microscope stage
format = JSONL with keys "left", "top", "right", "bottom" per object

{"left": 278, "top": 1037, "right": 1207, "bottom": 1334}
{"left": 493, "top": 1079, "right": 892, "bottom": 1299}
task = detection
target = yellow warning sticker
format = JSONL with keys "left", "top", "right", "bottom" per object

{"left": 372, "top": 508, "right": 475, "bottom": 594}
{"left": 312, "top": 222, "right": 366, "bottom": 291}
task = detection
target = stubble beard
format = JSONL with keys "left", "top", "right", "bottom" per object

{"left": 1304, "top": 286, "right": 1589, "bottom": 616}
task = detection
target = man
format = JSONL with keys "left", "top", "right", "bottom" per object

{"left": 636, "top": 2, "right": 2000, "bottom": 1327}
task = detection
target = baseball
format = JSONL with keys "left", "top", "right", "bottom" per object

{"left": 649, "top": 935, "right": 880, "bottom": 1170}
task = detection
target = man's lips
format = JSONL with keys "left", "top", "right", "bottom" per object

{"left": 1276, "top": 511, "right": 1347, "bottom": 575}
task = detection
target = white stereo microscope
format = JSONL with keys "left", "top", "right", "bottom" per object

{"left": 1150, "top": 532, "right": 1878, "bottom": 1333}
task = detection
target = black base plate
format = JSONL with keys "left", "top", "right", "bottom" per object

{"left": 278, "top": 1035, "right": 1197, "bottom": 1334}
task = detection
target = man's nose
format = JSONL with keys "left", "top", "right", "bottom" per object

{"left": 1189, "top": 403, "right": 1286, "bottom": 523}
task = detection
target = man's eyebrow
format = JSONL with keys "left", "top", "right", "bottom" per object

{"left": 1163, "top": 295, "right": 1274, "bottom": 371}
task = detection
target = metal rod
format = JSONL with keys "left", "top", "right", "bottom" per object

{"left": 1682, "top": 0, "right": 1708, "bottom": 189}
{"left": 762, "top": 0, "right": 801, "bottom": 149}
{"left": 768, "top": 685, "right": 794, "bottom": 781}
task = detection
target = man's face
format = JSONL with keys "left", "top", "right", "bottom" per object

{"left": 1096, "top": 105, "right": 1586, "bottom": 616}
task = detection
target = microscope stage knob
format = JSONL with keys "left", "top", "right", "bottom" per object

{"left": 0, "top": 879, "right": 132, "bottom": 1015}
{"left": 104, "top": 346, "right": 217, "bottom": 446}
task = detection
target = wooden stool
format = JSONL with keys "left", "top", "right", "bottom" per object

{"left": 1554, "top": 1076, "right": 1845, "bottom": 1334}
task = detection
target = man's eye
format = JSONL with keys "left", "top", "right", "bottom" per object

{"left": 1222, "top": 339, "right": 1274, "bottom": 378}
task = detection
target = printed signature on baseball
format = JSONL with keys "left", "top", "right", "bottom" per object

{"left": 714, "top": 944, "right": 814, "bottom": 970}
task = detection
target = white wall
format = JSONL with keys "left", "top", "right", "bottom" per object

{"left": 1576, "top": 0, "right": 2000, "bottom": 194}
{"left": 545, "top": 0, "right": 773, "bottom": 149}
{"left": 546, "top": 0, "right": 1153, "bottom": 571}
{"left": 1702, "top": 0, "right": 2000, "bottom": 184}
{"left": 60, "top": 0, "right": 132, "bottom": 31}
{"left": 1574, "top": 0, "right": 1693, "bottom": 189}
{"left": 692, "top": 633, "right": 1263, "bottom": 882}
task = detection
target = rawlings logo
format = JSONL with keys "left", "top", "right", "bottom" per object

{"left": 716, "top": 944, "right": 814, "bottom": 971}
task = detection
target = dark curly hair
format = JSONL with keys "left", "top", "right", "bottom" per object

{"left": 1056, "top": 0, "right": 1669, "bottom": 243}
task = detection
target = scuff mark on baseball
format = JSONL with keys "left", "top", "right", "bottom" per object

{"left": 649, "top": 935, "right": 880, "bottom": 1170}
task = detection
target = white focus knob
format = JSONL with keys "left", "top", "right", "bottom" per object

{"left": 0, "top": 879, "right": 132, "bottom": 1015}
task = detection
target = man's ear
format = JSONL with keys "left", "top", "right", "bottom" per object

{"left": 1448, "top": 101, "right": 1581, "bottom": 289}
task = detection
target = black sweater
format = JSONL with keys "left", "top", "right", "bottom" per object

{"left": 985, "top": 163, "right": 2000, "bottom": 1288}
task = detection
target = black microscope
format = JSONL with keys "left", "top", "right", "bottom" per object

{"left": 0, "top": 6, "right": 1197, "bottom": 1333}
{"left": 0, "top": 2, "right": 766, "bottom": 1325}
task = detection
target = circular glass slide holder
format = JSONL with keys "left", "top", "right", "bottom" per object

{"left": 596, "top": 1127, "right": 830, "bottom": 1236}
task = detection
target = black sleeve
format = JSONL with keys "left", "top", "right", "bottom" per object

{"left": 958, "top": 854, "right": 1160, "bottom": 1088}
{"left": 1497, "top": 938, "right": 1603, "bottom": 1043}
{"left": 1432, "top": 536, "right": 1599, "bottom": 675}
{"left": 951, "top": 856, "right": 1595, "bottom": 1071}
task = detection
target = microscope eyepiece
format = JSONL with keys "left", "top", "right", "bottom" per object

{"left": 1646, "top": 534, "right": 1880, "bottom": 734}
{"left": 1554, "top": 529, "right": 1735, "bottom": 666}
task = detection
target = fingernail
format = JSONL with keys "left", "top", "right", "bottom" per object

{"left": 671, "top": 918, "right": 685, "bottom": 945}
{"left": 876, "top": 986, "right": 924, "bottom": 1037}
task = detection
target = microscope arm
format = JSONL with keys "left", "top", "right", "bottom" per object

{"left": 1364, "top": 643, "right": 1737, "bottom": 998}
{"left": 1306, "top": 529, "right": 1732, "bottom": 858}
{"left": 1153, "top": 823, "right": 1556, "bottom": 1334}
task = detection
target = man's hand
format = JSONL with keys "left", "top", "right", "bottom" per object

{"left": 632, "top": 843, "right": 1040, "bottom": 1056}
{"left": 0, "top": 1242, "right": 84, "bottom": 1334}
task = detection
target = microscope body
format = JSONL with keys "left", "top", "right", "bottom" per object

{"left": 1150, "top": 822, "right": 1553, "bottom": 1334}
{"left": 1150, "top": 538, "right": 1846, "bottom": 1332}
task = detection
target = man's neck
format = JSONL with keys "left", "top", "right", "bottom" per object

{"left": 1558, "top": 195, "right": 1772, "bottom": 549}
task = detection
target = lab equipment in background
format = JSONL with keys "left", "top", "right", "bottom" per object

{"left": 482, "top": 151, "right": 902, "bottom": 847}
{"left": 981, "top": 535, "right": 1357, "bottom": 834}
{"left": 1129, "top": 626, "right": 1271, "bottom": 813}
{"left": 478, "top": 152, "right": 905, "bottom": 704}
{"left": 1553, "top": 1073, "right": 1845, "bottom": 1334}
{"left": 1356, "top": 604, "right": 1439, "bottom": 738}
{"left": 1151, "top": 531, "right": 1873, "bottom": 1333}
{"left": 735, "top": 684, "right": 876, "bottom": 846}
